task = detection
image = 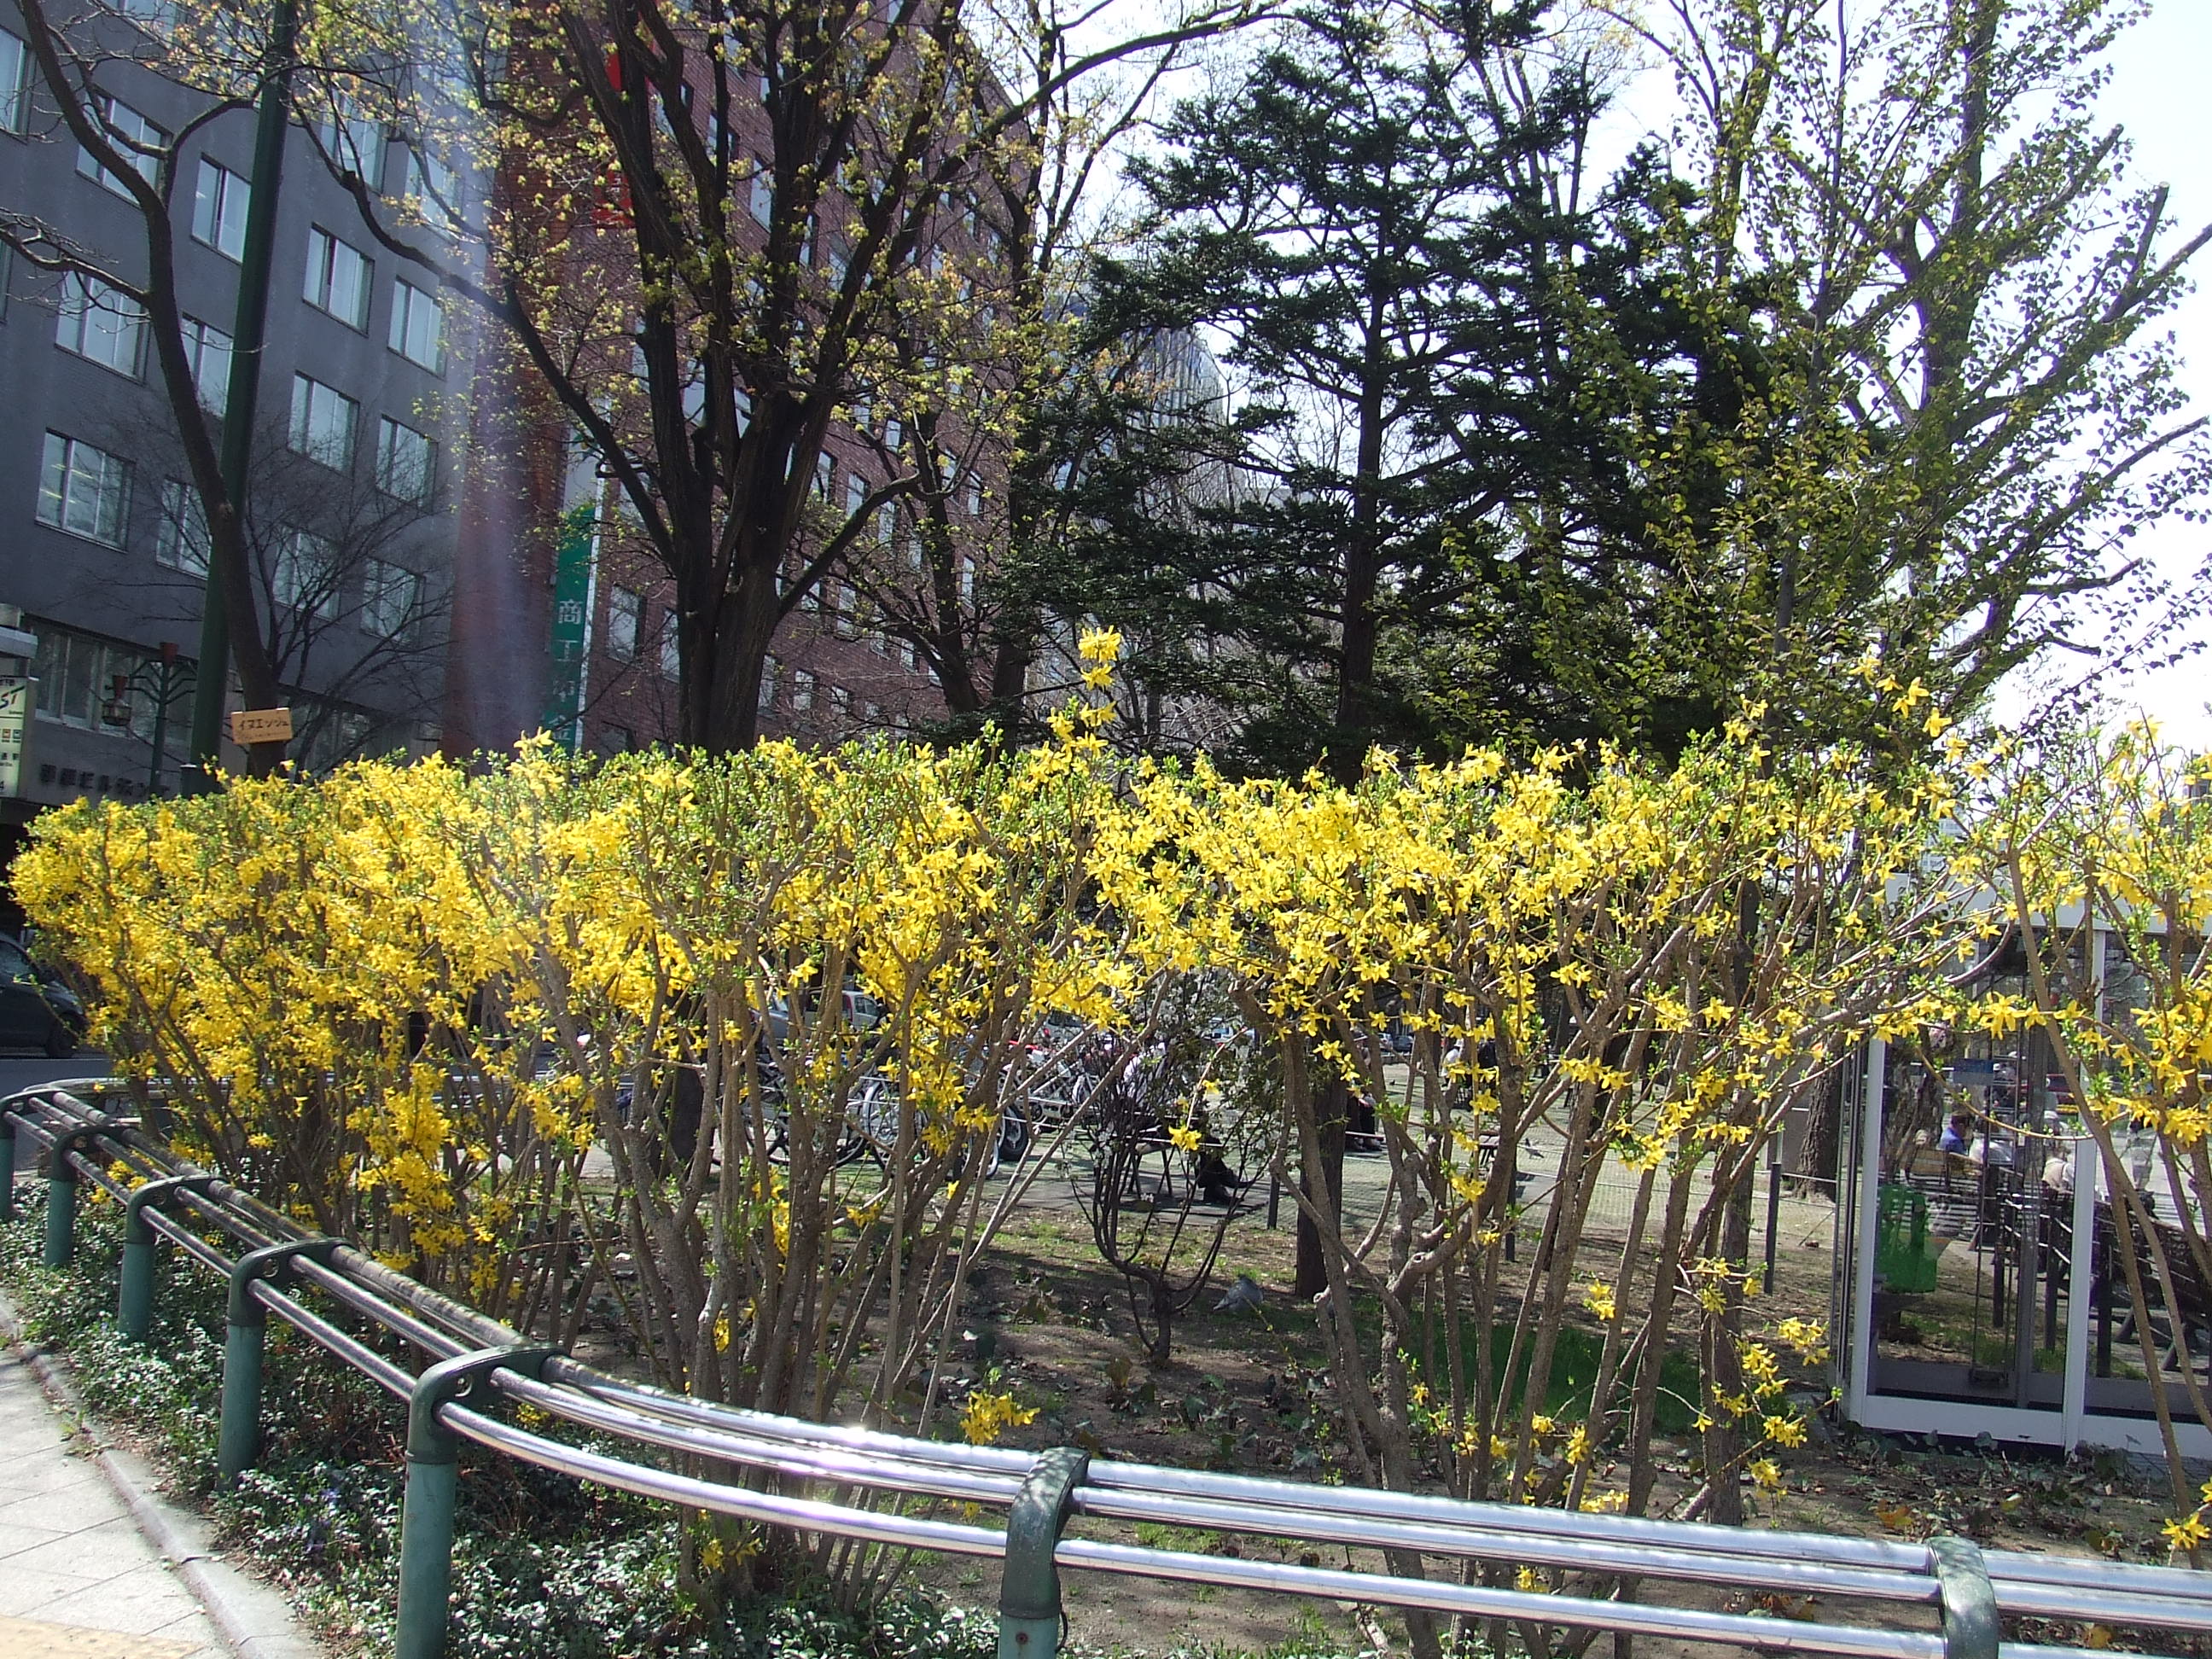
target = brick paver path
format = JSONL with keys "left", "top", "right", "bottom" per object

{"left": 0, "top": 1345, "right": 220, "bottom": 1657}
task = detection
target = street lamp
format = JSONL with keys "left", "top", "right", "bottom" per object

{"left": 102, "top": 641, "right": 195, "bottom": 795}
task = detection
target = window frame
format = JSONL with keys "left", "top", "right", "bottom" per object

{"left": 303, "top": 226, "right": 372, "bottom": 330}
{"left": 154, "top": 478, "right": 210, "bottom": 573}
{"left": 54, "top": 272, "right": 146, "bottom": 377}
{"left": 273, "top": 525, "right": 341, "bottom": 619}
{"left": 76, "top": 96, "right": 162, "bottom": 196}
{"left": 0, "top": 26, "right": 28, "bottom": 136}
{"left": 191, "top": 159, "right": 249, "bottom": 259}
{"left": 288, "top": 373, "right": 359, "bottom": 469}
{"left": 37, "top": 432, "right": 131, "bottom": 547}
{"left": 358, "top": 557, "right": 419, "bottom": 638}
{"left": 387, "top": 277, "right": 445, "bottom": 372}
{"left": 605, "top": 586, "right": 642, "bottom": 661}
{"left": 180, "top": 315, "right": 233, "bottom": 413}
{"left": 373, "top": 416, "right": 435, "bottom": 505}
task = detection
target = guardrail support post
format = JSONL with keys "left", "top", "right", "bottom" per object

{"left": 119, "top": 1176, "right": 218, "bottom": 1342}
{"left": 218, "top": 1239, "right": 339, "bottom": 1484}
{"left": 44, "top": 1126, "right": 107, "bottom": 1269}
{"left": 395, "top": 1345, "right": 560, "bottom": 1659}
{"left": 998, "top": 1447, "right": 1090, "bottom": 1659}
{"left": 1929, "top": 1536, "right": 1998, "bottom": 1659}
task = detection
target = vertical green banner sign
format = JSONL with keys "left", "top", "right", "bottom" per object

{"left": 544, "top": 504, "right": 595, "bottom": 751}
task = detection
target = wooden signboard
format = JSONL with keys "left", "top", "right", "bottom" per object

{"left": 230, "top": 707, "right": 294, "bottom": 745}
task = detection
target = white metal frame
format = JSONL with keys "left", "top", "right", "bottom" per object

{"left": 1842, "top": 1033, "right": 2212, "bottom": 1458}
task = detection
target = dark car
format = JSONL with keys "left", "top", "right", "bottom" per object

{"left": 0, "top": 936, "right": 86, "bottom": 1057}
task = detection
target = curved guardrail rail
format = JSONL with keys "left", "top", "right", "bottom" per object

{"left": 3, "top": 1080, "right": 2206, "bottom": 1659}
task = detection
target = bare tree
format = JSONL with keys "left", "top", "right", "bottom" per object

{"left": 0, "top": 0, "right": 294, "bottom": 768}
{"left": 115, "top": 406, "right": 452, "bottom": 769}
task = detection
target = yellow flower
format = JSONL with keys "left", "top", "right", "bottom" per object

{"left": 960, "top": 1389, "right": 1039, "bottom": 1447}
{"left": 1077, "top": 627, "right": 1123, "bottom": 666}
{"left": 2165, "top": 1513, "right": 2212, "bottom": 1551}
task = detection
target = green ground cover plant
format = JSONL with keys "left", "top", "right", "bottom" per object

{"left": 0, "top": 1194, "right": 998, "bottom": 1659}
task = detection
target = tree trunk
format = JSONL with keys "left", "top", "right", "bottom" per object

{"left": 1295, "top": 1069, "right": 1348, "bottom": 1299}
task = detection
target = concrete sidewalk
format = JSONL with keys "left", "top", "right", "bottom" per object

{"left": 0, "top": 1341, "right": 223, "bottom": 1656}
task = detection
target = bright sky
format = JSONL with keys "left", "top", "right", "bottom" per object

{"left": 2086, "top": 1, "right": 2212, "bottom": 748}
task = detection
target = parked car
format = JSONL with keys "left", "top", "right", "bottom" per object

{"left": 0, "top": 936, "right": 86, "bottom": 1057}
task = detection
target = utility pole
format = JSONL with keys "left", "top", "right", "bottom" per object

{"left": 181, "top": 0, "right": 297, "bottom": 792}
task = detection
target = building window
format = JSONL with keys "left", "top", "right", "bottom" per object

{"left": 759, "top": 655, "right": 777, "bottom": 709}
{"left": 274, "top": 527, "right": 339, "bottom": 617}
{"left": 0, "top": 27, "right": 28, "bottom": 136}
{"left": 748, "top": 160, "right": 771, "bottom": 227}
{"left": 304, "top": 228, "right": 372, "bottom": 329}
{"left": 181, "top": 316, "right": 232, "bottom": 413}
{"left": 388, "top": 278, "right": 445, "bottom": 371}
{"left": 288, "top": 374, "right": 358, "bottom": 469}
{"left": 374, "top": 417, "right": 434, "bottom": 504}
{"left": 54, "top": 273, "right": 144, "bottom": 376}
{"left": 846, "top": 473, "right": 868, "bottom": 520}
{"left": 814, "top": 453, "right": 834, "bottom": 499}
{"left": 317, "top": 108, "right": 385, "bottom": 189}
{"left": 864, "top": 700, "right": 882, "bottom": 723}
{"left": 406, "top": 148, "right": 460, "bottom": 232}
{"left": 77, "top": 96, "right": 161, "bottom": 195}
{"left": 659, "top": 610, "right": 681, "bottom": 679}
{"left": 32, "top": 628, "right": 143, "bottom": 731}
{"left": 37, "top": 433, "right": 130, "bottom": 547}
{"left": 958, "top": 555, "right": 975, "bottom": 603}
{"left": 789, "top": 669, "right": 814, "bottom": 713}
{"left": 359, "top": 558, "right": 418, "bottom": 637}
{"left": 599, "top": 725, "right": 633, "bottom": 754}
{"left": 191, "top": 160, "right": 249, "bottom": 259}
{"left": 967, "top": 479, "right": 982, "bottom": 516}
{"left": 154, "top": 479, "right": 209, "bottom": 573}
{"left": 828, "top": 684, "right": 851, "bottom": 719}
{"left": 606, "top": 587, "right": 642, "bottom": 660}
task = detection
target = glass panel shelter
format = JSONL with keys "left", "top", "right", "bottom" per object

{"left": 1838, "top": 919, "right": 2211, "bottom": 1457}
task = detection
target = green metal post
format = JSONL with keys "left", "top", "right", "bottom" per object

{"left": 44, "top": 1142, "right": 79, "bottom": 1268}
{"left": 997, "top": 1448, "right": 1090, "bottom": 1659}
{"left": 396, "top": 1452, "right": 459, "bottom": 1659}
{"left": 119, "top": 1176, "right": 217, "bottom": 1342}
{"left": 218, "top": 1239, "right": 337, "bottom": 1483}
{"left": 395, "top": 1346, "right": 559, "bottom": 1659}
{"left": 1930, "top": 1535, "right": 1999, "bottom": 1659}
{"left": 0, "top": 1110, "right": 15, "bottom": 1225}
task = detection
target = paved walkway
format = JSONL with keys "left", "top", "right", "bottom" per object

{"left": 0, "top": 1343, "right": 224, "bottom": 1658}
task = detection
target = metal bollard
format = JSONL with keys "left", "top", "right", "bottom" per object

{"left": 1930, "top": 1535, "right": 1998, "bottom": 1659}
{"left": 394, "top": 1345, "right": 559, "bottom": 1659}
{"left": 218, "top": 1239, "right": 339, "bottom": 1483}
{"left": 43, "top": 1127, "right": 107, "bottom": 1269}
{"left": 118, "top": 1175, "right": 218, "bottom": 1342}
{"left": 997, "top": 1447, "right": 1090, "bottom": 1659}
{"left": 0, "top": 1109, "right": 15, "bottom": 1225}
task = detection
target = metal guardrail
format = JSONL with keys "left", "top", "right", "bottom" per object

{"left": 3, "top": 1081, "right": 2205, "bottom": 1659}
